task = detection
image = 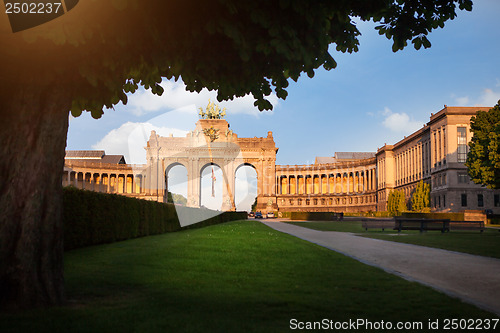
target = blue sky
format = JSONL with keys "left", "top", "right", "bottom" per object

{"left": 66, "top": 1, "right": 500, "bottom": 210}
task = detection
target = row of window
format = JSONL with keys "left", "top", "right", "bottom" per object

{"left": 433, "top": 173, "right": 447, "bottom": 188}
{"left": 433, "top": 193, "right": 500, "bottom": 208}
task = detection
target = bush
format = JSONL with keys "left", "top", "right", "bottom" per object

{"left": 63, "top": 187, "right": 246, "bottom": 250}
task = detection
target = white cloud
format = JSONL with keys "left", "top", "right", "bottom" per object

{"left": 454, "top": 87, "right": 500, "bottom": 107}
{"left": 381, "top": 108, "right": 423, "bottom": 133}
{"left": 92, "top": 121, "right": 188, "bottom": 165}
{"left": 92, "top": 105, "right": 200, "bottom": 164}
{"left": 126, "top": 79, "right": 279, "bottom": 117}
{"left": 477, "top": 88, "right": 500, "bottom": 106}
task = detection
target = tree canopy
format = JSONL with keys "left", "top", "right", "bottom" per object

{"left": 466, "top": 101, "right": 500, "bottom": 189}
{"left": 1, "top": 0, "right": 473, "bottom": 115}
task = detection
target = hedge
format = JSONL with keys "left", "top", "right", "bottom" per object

{"left": 400, "top": 212, "right": 465, "bottom": 221}
{"left": 289, "top": 211, "right": 343, "bottom": 221}
{"left": 63, "top": 187, "right": 247, "bottom": 250}
{"left": 345, "top": 211, "right": 393, "bottom": 218}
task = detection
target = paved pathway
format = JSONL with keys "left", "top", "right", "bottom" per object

{"left": 261, "top": 220, "right": 500, "bottom": 316}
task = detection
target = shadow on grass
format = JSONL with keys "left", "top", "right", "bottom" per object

{"left": 1, "top": 221, "right": 497, "bottom": 333}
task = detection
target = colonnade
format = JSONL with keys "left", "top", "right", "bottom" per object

{"left": 395, "top": 139, "right": 431, "bottom": 187}
{"left": 276, "top": 169, "right": 376, "bottom": 195}
{"left": 63, "top": 170, "right": 145, "bottom": 195}
{"left": 275, "top": 161, "right": 378, "bottom": 212}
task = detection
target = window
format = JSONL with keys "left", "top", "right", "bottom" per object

{"left": 478, "top": 194, "right": 484, "bottom": 207}
{"left": 443, "top": 128, "right": 446, "bottom": 163}
{"left": 458, "top": 172, "right": 468, "bottom": 184}
{"left": 461, "top": 194, "right": 467, "bottom": 207}
{"left": 495, "top": 194, "right": 500, "bottom": 207}
{"left": 457, "top": 127, "right": 467, "bottom": 163}
{"left": 443, "top": 195, "right": 446, "bottom": 208}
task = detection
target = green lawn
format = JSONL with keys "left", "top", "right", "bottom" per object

{"left": 1, "top": 221, "right": 497, "bottom": 333}
{"left": 287, "top": 221, "right": 500, "bottom": 259}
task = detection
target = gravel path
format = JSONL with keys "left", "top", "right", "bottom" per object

{"left": 261, "top": 220, "right": 500, "bottom": 316}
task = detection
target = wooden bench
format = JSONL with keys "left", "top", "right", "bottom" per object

{"left": 449, "top": 221, "right": 485, "bottom": 232}
{"left": 361, "top": 219, "right": 396, "bottom": 231}
{"left": 394, "top": 218, "right": 450, "bottom": 233}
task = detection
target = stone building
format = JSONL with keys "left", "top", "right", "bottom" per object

{"left": 376, "top": 106, "right": 500, "bottom": 213}
{"left": 64, "top": 105, "right": 500, "bottom": 214}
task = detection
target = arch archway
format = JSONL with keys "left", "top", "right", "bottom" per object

{"left": 166, "top": 163, "right": 188, "bottom": 205}
{"left": 200, "top": 163, "right": 223, "bottom": 210}
{"left": 235, "top": 163, "right": 258, "bottom": 211}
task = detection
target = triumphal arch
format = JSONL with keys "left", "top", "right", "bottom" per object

{"left": 143, "top": 101, "right": 278, "bottom": 211}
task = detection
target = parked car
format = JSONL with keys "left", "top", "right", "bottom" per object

{"left": 248, "top": 212, "right": 255, "bottom": 218}
{"left": 266, "top": 212, "right": 275, "bottom": 218}
{"left": 255, "top": 211, "right": 263, "bottom": 219}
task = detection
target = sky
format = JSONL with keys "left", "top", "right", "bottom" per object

{"left": 66, "top": 1, "right": 500, "bottom": 210}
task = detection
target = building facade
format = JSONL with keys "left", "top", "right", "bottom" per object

{"left": 64, "top": 105, "right": 500, "bottom": 214}
{"left": 376, "top": 106, "right": 500, "bottom": 213}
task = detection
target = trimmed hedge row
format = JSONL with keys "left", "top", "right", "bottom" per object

{"left": 63, "top": 187, "right": 247, "bottom": 250}
{"left": 401, "top": 212, "right": 464, "bottom": 221}
{"left": 289, "top": 211, "right": 343, "bottom": 221}
{"left": 345, "top": 211, "right": 393, "bottom": 218}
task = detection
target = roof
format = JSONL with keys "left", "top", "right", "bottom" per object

{"left": 334, "top": 152, "right": 375, "bottom": 160}
{"left": 65, "top": 150, "right": 126, "bottom": 164}
{"left": 101, "top": 155, "right": 126, "bottom": 164}
{"left": 315, "top": 152, "right": 375, "bottom": 164}
{"left": 65, "top": 150, "right": 105, "bottom": 159}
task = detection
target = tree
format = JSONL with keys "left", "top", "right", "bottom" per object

{"left": 166, "top": 191, "right": 174, "bottom": 204}
{"left": 251, "top": 197, "right": 258, "bottom": 212}
{"left": 172, "top": 193, "right": 188, "bottom": 206}
{"left": 411, "top": 180, "right": 430, "bottom": 212}
{"left": 0, "top": 0, "right": 473, "bottom": 309}
{"left": 465, "top": 101, "right": 500, "bottom": 189}
{"left": 387, "top": 190, "right": 407, "bottom": 215}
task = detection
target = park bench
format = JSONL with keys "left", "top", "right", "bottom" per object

{"left": 361, "top": 219, "right": 396, "bottom": 231}
{"left": 449, "top": 221, "right": 485, "bottom": 232}
{"left": 394, "top": 217, "right": 450, "bottom": 233}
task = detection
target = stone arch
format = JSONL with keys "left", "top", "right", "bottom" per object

{"left": 234, "top": 163, "right": 258, "bottom": 211}
{"left": 165, "top": 162, "right": 188, "bottom": 204}
{"left": 144, "top": 119, "right": 277, "bottom": 211}
{"left": 199, "top": 162, "right": 224, "bottom": 210}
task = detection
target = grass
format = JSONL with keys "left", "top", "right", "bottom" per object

{"left": 287, "top": 221, "right": 500, "bottom": 259}
{"left": 1, "top": 221, "right": 497, "bottom": 333}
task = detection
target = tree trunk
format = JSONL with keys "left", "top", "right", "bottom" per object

{"left": 0, "top": 86, "right": 70, "bottom": 309}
